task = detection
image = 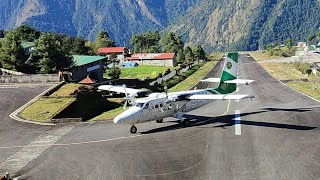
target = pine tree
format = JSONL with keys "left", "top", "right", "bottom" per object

{"left": 29, "top": 33, "right": 73, "bottom": 73}
{"left": 0, "top": 30, "right": 26, "bottom": 70}
{"left": 95, "top": 31, "right": 116, "bottom": 51}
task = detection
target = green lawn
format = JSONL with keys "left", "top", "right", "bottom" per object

{"left": 19, "top": 97, "right": 76, "bottom": 122}
{"left": 169, "top": 61, "right": 218, "bottom": 92}
{"left": 105, "top": 66, "right": 173, "bottom": 79}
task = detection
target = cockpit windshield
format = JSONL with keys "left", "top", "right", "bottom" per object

{"left": 134, "top": 102, "right": 145, "bottom": 108}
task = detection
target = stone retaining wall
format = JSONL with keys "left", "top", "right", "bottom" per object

{"left": 0, "top": 74, "right": 59, "bottom": 83}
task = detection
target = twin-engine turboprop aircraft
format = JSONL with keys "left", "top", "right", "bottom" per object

{"left": 98, "top": 52, "right": 254, "bottom": 133}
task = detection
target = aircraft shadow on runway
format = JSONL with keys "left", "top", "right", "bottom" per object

{"left": 140, "top": 107, "right": 319, "bottom": 134}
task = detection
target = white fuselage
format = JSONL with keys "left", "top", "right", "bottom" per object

{"left": 113, "top": 90, "right": 214, "bottom": 125}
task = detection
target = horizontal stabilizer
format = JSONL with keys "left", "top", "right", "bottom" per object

{"left": 201, "top": 78, "right": 221, "bottom": 83}
{"left": 187, "top": 94, "right": 254, "bottom": 100}
{"left": 224, "top": 79, "right": 254, "bottom": 85}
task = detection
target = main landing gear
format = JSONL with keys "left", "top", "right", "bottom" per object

{"left": 130, "top": 125, "right": 137, "bottom": 134}
{"left": 156, "top": 119, "right": 163, "bottom": 123}
{"left": 183, "top": 119, "right": 191, "bottom": 127}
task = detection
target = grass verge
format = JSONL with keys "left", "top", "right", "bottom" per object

{"left": 169, "top": 61, "right": 218, "bottom": 92}
{"left": 260, "top": 62, "right": 320, "bottom": 101}
{"left": 19, "top": 97, "right": 76, "bottom": 122}
{"left": 250, "top": 51, "right": 282, "bottom": 61}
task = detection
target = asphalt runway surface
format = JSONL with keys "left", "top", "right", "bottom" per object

{"left": 0, "top": 55, "right": 319, "bottom": 179}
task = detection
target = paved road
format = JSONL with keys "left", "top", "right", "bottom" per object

{"left": 0, "top": 55, "right": 319, "bottom": 179}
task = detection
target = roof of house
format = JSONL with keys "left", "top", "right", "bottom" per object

{"left": 21, "top": 42, "right": 35, "bottom": 49}
{"left": 126, "top": 53, "right": 175, "bottom": 60}
{"left": 97, "top": 47, "right": 127, "bottom": 54}
{"left": 72, "top": 55, "right": 106, "bottom": 66}
{"left": 79, "top": 76, "right": 97, "bottom": 84}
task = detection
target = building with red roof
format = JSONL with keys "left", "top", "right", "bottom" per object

{"left": 126, "top": 53, "right": 176, "bottom": 67}
{"left": 97, "top": 47, "right": 129, "bottom": 55}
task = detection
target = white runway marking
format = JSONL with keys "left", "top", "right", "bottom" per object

{"left": 0, "top": 125, "right": 75, "bottom": 175}
{"left": 235, "top": 110, "right": 241, "bottom": 135}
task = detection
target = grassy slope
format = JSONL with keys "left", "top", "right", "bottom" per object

{"left": 260, "top": 62, "right": 320, "bottom": 101}
{"left": 169, "top": 61, "right": 218, "bottom": 92}
{"left": 250, "top": 51, "right": 281, "bottom": 61}
{"left": 19, "top": 83, "right": 84, "bottom": 122}
{"left": 19, "top": 97, "right": 75, "bottom": 122}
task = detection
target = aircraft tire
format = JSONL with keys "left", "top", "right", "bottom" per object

{"left": 130, "top": 125, "right": 137, "bottom": 134}
{"left": 183, "top": 119, "right": 190, "bottom": 127}
{"left": 156, "top": 119, "right": 163, "bottom": 123}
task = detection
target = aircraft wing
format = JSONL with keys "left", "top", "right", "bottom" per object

{"left": 98, "top": 85, "right": 149, "bottom": 95}
{"left": 186, "top": 94, "right": 254, "bottom": 100}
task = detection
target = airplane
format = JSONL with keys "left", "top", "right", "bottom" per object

{"left": 98, "top": 52, "right": 254, "bottom": 134}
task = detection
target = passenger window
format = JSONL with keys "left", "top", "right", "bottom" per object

{"left": 155, "top": 104, "right": 159, "bottom": 108}
{"left": 159, "top": 103, "right": 163, "bottom": 107}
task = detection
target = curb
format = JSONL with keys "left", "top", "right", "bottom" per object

{"left": 9, "top": 83, "right": 65, "bottom": 126}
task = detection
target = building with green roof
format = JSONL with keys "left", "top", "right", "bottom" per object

{"left": 70, "top": 55, "right": 106, "bottom": 82}
{"left": 21, "top": 41, "right": 35, "bottom": 55}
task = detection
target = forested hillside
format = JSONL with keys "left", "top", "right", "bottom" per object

{"left": 1, "top": 0, "right": 320, "bottom": 52}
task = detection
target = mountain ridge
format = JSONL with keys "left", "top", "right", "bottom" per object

{"left": 1, "top": 0, "right": 319, "bottom": 52}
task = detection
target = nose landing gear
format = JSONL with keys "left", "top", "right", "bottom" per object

{"left": 130, "top": 125, "right": 137, "bottom": 134}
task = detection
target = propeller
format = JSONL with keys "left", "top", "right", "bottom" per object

{"left": 123, "top": 84, "right": 129, "bottom": 109}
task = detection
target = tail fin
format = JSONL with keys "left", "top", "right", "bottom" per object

{"left": 216, "top": 52, "right": 238, "bottom": 94}
{"left": 203, "top": 52, "right": 253, "bottom": 94}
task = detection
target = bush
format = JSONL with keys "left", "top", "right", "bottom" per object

{"left": 107, "top": 66, "right": 121, "bottom": 79}
{"left": 293, "top": 62, "right": 312, "bottom": 75}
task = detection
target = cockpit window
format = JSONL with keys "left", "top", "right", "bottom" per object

{"left": 144, "top": 103, "right": 149, "bottom": 109}
{"left": 135, "top": 102, "right": 145, "bottom": 108}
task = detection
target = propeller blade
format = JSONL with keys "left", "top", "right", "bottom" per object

{"left": 123, "top": 100, "right": 128, "bottom": 110}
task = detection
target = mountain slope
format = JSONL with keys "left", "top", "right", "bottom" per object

{"left": 1, "top": 0, "right": 320, "bottom": 51}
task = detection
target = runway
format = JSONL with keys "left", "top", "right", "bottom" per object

{"left": 0, "top": 55, "right": 319, "bottom": 179}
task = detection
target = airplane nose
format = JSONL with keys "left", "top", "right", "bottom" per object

{"left": 113, "top": 114, "right": 129, "bottom": 124}
{"left": 113, "top": 116, "right": 120, "bottom": 124}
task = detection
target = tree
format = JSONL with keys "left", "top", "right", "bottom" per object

{"left": 317, "top": 31, "right": 320, "bottom": 41}
{"left": 108, "top": 66, "right": 121, "bottom": 79}
{"left": 184, "top": 46, "right": 194, "bottom": 62}
{"left": 28, "top": 33, "right": 73, "bottom": 74}
{"left": 0, "top": 29, "right": 5, "bottom": 38}
{"left": 130, "top": 31, "right": 160, "bottom": 53}
{"left": 95, "top": 31, "right": 116, "bottom": 51}
{"left": 285, "top": 38, "right": 294, "bottom": 49}
{"left": 0, "top": 30, "right": 26, "bottom": 71}
{"left": 176, "top": 49, "right": 185, "bottom": 63}
{"left": 193, "top": 45, "right": 205, "bottom": 61}
{"left": 15, "top": 25, "right": 38, "bottom": 42}
{"left": 159, "top": 32, "right": 184, "bottom": 53}
{"left": 72, "top": 37, "right": 89, "bottom": 55}
{"left": 308, "top": 35, "right": 315, "bottom": 43}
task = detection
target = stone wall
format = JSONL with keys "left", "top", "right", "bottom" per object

{"left": 0, "top": 74, "right": 59, "bottom": 83}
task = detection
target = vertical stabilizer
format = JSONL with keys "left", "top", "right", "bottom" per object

{"left": 216, "top": 52, "right": 238, "bottom": 93}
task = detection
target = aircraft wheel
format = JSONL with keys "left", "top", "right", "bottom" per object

{"left": 183, "top": 119, "right": 190, "bottom": 127}
{"left": 130, "top": 125, "right": 137, "bottom": 134}
{"left": 156, "top": 119, "right": 163, "bottom": 123}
